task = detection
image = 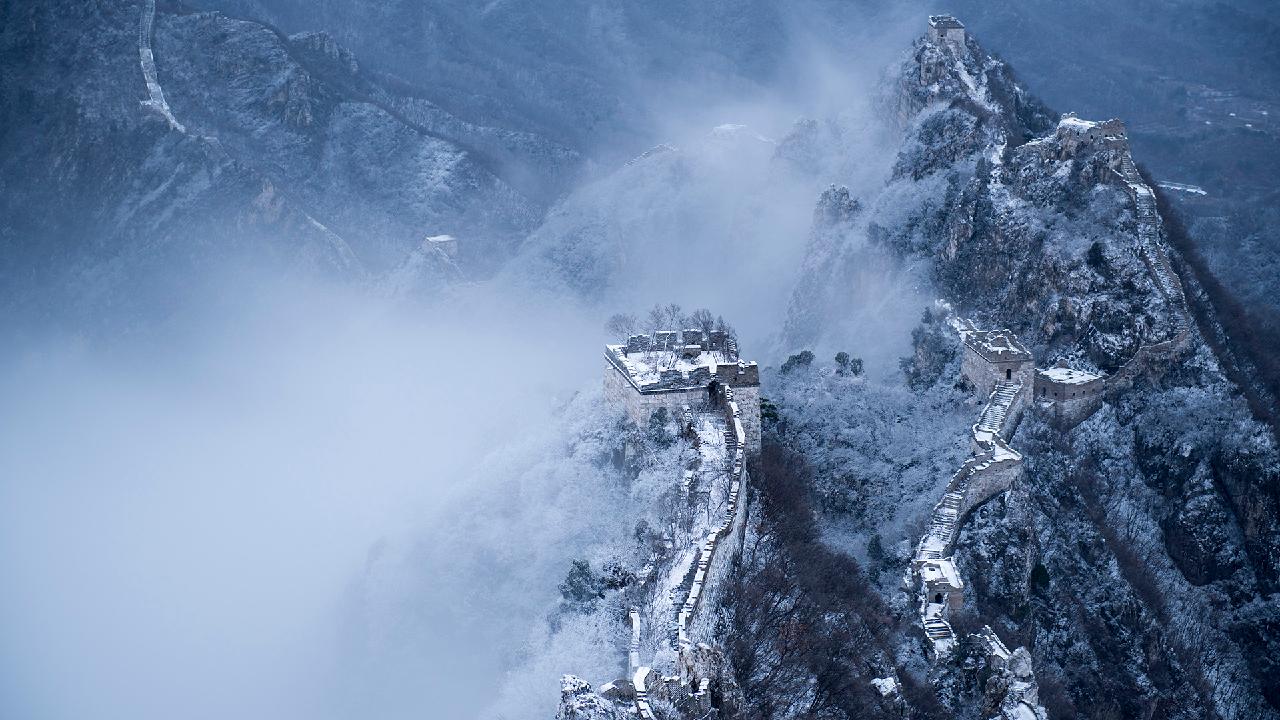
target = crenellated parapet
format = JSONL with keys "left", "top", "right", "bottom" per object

{"left": 908, "top": 320, "right": 1046, "bottom": 719}
{"left": 605, "top": 328, "right": 762, "bottom": 455}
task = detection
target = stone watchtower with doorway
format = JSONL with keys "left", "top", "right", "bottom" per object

{"left": 957, "top": 322, "right": 1034, "bottom": 396}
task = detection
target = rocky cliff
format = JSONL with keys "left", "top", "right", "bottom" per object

{"left": 772, "top": 20, "right": 1280, "bottom": 720}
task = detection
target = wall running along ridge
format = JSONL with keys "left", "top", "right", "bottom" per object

{"left": 1032, "top": 142, "right": 1195, "bottom": 426}
{"left": 632, "top": 384, "right": 747, "bottom": 720}
{"left": 902, "top": 126, "right": 1195, "bottom": 720}
{"left": 1105, "top": 152, "right": 1194, "bottom": 386}
{"left": 909, "top": 358, "right": 1047, "bottom": 719}
{"left": 138, "top": 0, "right": 185, "bottom": 132}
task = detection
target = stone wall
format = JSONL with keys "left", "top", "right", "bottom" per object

{"left": 1035, "top": 373, "right": 1106, "bottom": 400}
{"left": 1031, "top": 367, "right": 1107, "bottom": 428}
{"left": 962, "top": 347, "right": 1033, "bottom": 396}
{"left": 675, "top": 384, "right": 747, "bottom": 682}
{"left": 615, "top": 383, "right": 751, "bottom": 720}
{"left": 604, "top": 353, "right": 762, "bottom": 456}
{"left": 730, "top": 384, "right": 762, "bottom": 454}
{"left": 1045, "top": 393, "right": 1105, "bottom": 427}
{"left": 604, "top": 362, "right": 710, "bottom": 431}
{"left": 958, "top": 449, "right": 1023, "bottom": 519}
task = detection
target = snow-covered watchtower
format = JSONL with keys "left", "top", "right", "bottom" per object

{"left": 604, "top": 329, "right": 762, "bottom": 454}
{"left": 928, "top": 14, "right": 966, "bottom": 46}
{"left": 957, "top": 322, "right": 1033, "bottom": 396}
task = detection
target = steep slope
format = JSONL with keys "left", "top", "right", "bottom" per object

{"left": 0, "top": 0, "right": 575, "bottom": 329}
{"left": 779, "top": 19, "right": 1280, "bottom": 720}
{"left": 942, "top": 0, "right": 1280, "bottom": 317}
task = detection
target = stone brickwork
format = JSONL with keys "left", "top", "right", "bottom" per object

{"left": 605, "top": 329, "right": 762, "bottom": 456}
{"left": 957, "top": 321, "right": 1034, "bottom": 397}
{"left": 1034, "top": 364, "right": 1107, "bottom": 427}
{"left": 928, "top": 15, "right": 966, "bottom": 46}
{"left": 1054, "top": 114, "right": 1127, "bottom": 157}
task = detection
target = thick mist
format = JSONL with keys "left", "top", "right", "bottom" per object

{"left": 0, "top": 4, "right": 935, "bottom": 720}
{"left": 0, "top": 277, "right": 617, "bottom": 719}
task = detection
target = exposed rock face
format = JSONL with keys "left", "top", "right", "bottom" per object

{"left": 872, "top": 85, "right": 1172, "bottom": 373}
{"left": 779, "top": 19, "right": 1280, "bottom": 720}
{"left": 888, "top": 29, "right": 1055, "bottom": 148}
{"left": 557, "top": 676, "right": 631, "bottom": 720}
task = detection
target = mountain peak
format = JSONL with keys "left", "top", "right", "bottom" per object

{"left": 889, "top": 15, "right": 1056, "bottom": 147}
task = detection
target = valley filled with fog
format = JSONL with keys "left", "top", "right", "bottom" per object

{"left": 4, "top": 2, "right": 1280, "bottom": 719}
{"left": 0, "top": 6, "right": 916, "bottom": 714}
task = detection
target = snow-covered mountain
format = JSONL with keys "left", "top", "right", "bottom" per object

{"left": 552, "top": 19, "right": 1280, "bottom": 720}
{"left": 5, "top": 4, "right": 1280, "bottom": 720}
{"left": 0, "top": 0, "right": 578, "bottom": 328}
{"left": 770, "top": 21, "right": 1280, "bottom": 720}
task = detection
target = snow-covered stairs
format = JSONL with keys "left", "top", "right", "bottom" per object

{"left": 923, "top": 617, "right": 955, "bottom": 641}
{"left": 976, "top": 381, "right": 1020, "bottom": 436}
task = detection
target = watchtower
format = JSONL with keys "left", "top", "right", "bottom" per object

{"left": 957, "top": 323, "right": 1033, "bottom": 396}
{"left": 603, "top": 329, "right": 762, "bottom": 454}
{"left": 928, "top": 15, "right": 966, "bottom": 46}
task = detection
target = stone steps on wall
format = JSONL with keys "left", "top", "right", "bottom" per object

{"left": 923, "top": 618, "right": 955, "bottom": 639}
{"left": 976, "top": 381, "right": 1021, "bottom": 435}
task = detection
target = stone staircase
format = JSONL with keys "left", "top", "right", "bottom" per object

{"left": 911, "top": 331, "right": 1029, "bottom": 667}
{"left": 975, "top": 380, "right": 1021, "bottom": 437}
{"left": 923, "top": 613, "right": 955, "bottom": 642}
{"left": 629, "top": 609, "right": 642, "bottom": 672}
{"left": 914, "top": 468, "right": 970, "bottom": 560}
{"left": 633, "top": 666, "right": 656, "bottom": 720}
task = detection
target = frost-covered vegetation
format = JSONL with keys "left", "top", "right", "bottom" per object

{"left": 6, "top": 2, "right": 1280, "bottom": 720}
{"left": 764, "top": 349, "right": 972, "bottom": 562}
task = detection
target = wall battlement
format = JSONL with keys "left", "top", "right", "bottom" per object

{"left": 605, "top": 328, "right": 762, "bottom": 455}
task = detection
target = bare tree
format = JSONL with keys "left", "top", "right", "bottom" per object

{"left": 715, "top": 315, "right": 738, "bottom": 340}
{"left": 663, "top": 303, "right": 684, "bottom": 330}
{"left": 644, "top": 304, "right": 666, "bottom": 334}
{"left": 606, "top": 312, "right": 640, "bottom": 339}
{"left": 690, "top": 308, "right": 716, "bottom": 335}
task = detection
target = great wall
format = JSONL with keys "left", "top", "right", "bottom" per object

{"left": 571, "top": 17, "right": 1202, "bottom": 719}
{"left": 904, "top": 39, "right": 1195, "bottom": 711}
{"left": 578, "top": 111, "right": 1197, "bottom": 718}
{"left": 633, "top": 383, "right": 747, "bottom": 720}
{"left": 138, "top": 0, "right": 186, "bottom": 132}
{"left": 577, "top": 330, "right": 760, "bottom": 719}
